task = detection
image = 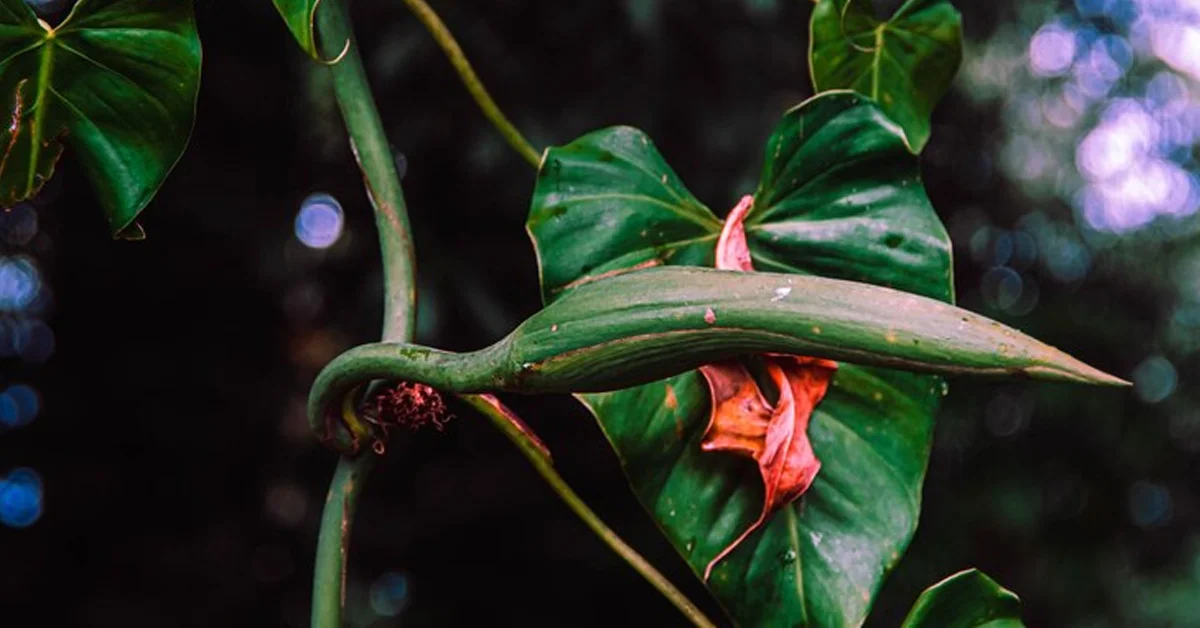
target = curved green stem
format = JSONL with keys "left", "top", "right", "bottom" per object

{"left": 322, "top": 0, "right": 418, "bottom": 341}
{"left": 312, "top": 0, "right": 417, "bottom": 626}
{"left": 399, "top": 0, "right": 541, "bottom": 167}
{"left": 460, "top": 393, "right": 716, "bottom": 628}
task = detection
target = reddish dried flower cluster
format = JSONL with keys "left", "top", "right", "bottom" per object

{"left": 367, "top": 381, "right": 452, "bottom": 435}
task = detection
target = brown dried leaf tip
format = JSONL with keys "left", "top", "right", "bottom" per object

{"left": 366, "top": 382, "right": 452, "bottom": 436}
{"left": 699, "top": 194, "right": 839, "bottom": 580}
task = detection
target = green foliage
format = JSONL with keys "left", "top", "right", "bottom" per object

{"left": 272, "top": 0, "right": 321, "bottom": 58}
{"left": 810, "top": 0, "right": 962, "bottom": 152}
{"left": 902, "top": 569, "right": 1024, "bottom": 628}
{"left": 0, "top": 0, "right": 200, "bottom": 237}
{"left": 523, "top": 93, "right": 1082, "bottom": 626}
{"left": 27, "top": 1, "right": 1126, "bottom": 625}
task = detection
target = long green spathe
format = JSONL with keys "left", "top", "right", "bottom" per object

{"left": 310, "top": 266, "right": 1125, "bottom": 449}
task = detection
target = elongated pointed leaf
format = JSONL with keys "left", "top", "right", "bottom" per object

{"left": 503, "top": 267, "right": 1124, "bottom": 394}
{"left": 809, "top": 0, "right": 962, "bottom": 152}
{"left": 524, "top": 92, "right": 1049, "bottom": 626}
{"left": 902, "top": 569, "right": 1024, "bottom": 628}
{"left": 0, "top": 0, "right": 201, "bottom": 236}
{"left": 271, "top": 0, "right": 321, "bottom": 58}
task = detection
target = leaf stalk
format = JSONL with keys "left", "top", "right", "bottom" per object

{"left": 399, "top": 0, "right": 541, "bottom": 166}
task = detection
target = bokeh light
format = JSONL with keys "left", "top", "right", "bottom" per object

{"left": 0, "top": 467, "right": 43, "bottom": 528}
{"left": 294, "top": 193, "right": 344, "bottom": 250}
{"left": 369, "top": 571, "right": 410, "bottom": 617}
{"left": 1128, "top": 480, "right": 1173, "bottom": 528}
{"left": 15, "top": 318, "right": 54, "bottom": 363}
{"left": 391, "top": 146, "right": 408, "bottom": 181}
{"left": 0, "top": 204, "right": 37, "bottom": 246}
{"left": 0, "top": 256, "right": 41, "bottom": 312}
{"left": 1030, "top": 24, "right": 1078, "bottom": 77}
{"left": 1133, "top": 355, "right": 1178, "bottom": 403}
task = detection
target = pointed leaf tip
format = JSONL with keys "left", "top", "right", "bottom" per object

{"left": 902, "top": 569, "right": 1024, "bottom": 628}
{"left": 810, "top": 0, "right": 963, "bottom": 152}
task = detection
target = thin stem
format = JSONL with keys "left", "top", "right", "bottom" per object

{"left": 312, "top": 453, "right": 376, "bottom": 628}
{"left": 460, "top": 394, "right": 718, "bottom": 628}
{"left": 323, "top": 0, "right": 418, "bottom": 342}
{"left": 400, "top": 0, "right": 541, "bottom": 167}
{"left": 312, "top": 0, "right": 418, "bottom": 626}
{"left": 310, "top": 3, "right": 710, "bottom": 627}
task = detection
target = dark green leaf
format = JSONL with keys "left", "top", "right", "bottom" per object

{"left": 809, "top": 0, "right": 962, "bottom": 152}
{"left": 901, "top": 569, "right": 1024, "bottom": 628}
{"left": 271, "top": 0, "right": 320, "bottom": 58}
{"left": 526, "top": 92, "right": 955, "bottom": 626}
{"left": 528, "top": 125, "right": 721, "bottom": 298}
{"left": 0, "top": 0, "right": 201, "bottom": 236}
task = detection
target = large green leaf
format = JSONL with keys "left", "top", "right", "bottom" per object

{"left": 527, "top": 92, "right": 952, "bottom": 627}
{"left": 901, "top": 569, "right": 1024, "bottom": 628}
{"left": 809, "top": 0, "right": 962, "bottom": 152}
{"left": 0, "top": 0, "right": 201, "bottom": 237}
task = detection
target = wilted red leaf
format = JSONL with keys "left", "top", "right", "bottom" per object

{"left": 716, "top": 195, "right": 755, "bottom": 272}
{"left": 699, "top": 195, "right": 839, "bottom": 579}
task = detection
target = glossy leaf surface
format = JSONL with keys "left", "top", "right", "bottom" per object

{"left": 528, "top": 92, "right": 956, "bottom": 626}
{"left": 0, "top": 0, "right": 201, "bottom": 236}
{"left": 902, "top": 569, "right": 1024, "bottom": 628}
{"left": 810, "top": 0, "right": 962, "bottom": 151}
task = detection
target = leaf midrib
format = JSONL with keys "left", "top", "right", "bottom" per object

{"left": 27, "top": 34, "right": 52, "bottom": 195}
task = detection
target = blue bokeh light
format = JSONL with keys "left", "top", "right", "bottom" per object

{"left": 294, "top": 193, "right": 344, "bottom": 250}
{"left": 0, "top": 204, "right": 37, "bottom": 247}
{"left": 1133, "top": 355, "right": 1178, "bottom": 403}
{"left": 369, "top": 571, "right": 410, "bottom": 617}
{"left": 7, "top": 385, "right": 38, "bottom": 426}
{"left": 15, "top": 318, "right": 54, "bottom": 364}
{"left": 1129, "top": 480, "right": 1173, "bottom": 528}
{"left": 0, "top": 393, "right": 18, "bottom": 428}
{"left": 0, "top": 257, "right": 41, "bottom": 312}
{"left": 0, "top": 467, "right": 42, "bottom": 528}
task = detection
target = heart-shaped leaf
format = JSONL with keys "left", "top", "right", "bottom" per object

{"left": 809, "top": 0, "right": 962, "bottom": 152}
{"left": 0, "top": 0, "right": 201, "bottom": 237}
{"left": 901, "top": 569, "right": 1024, "bottom": 628}
{"left": 527, "top": 92, "right": 953, "bottom": 626}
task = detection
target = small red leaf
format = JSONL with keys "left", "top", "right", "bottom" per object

{"left": 698, "top": 195, "right": 840, "bottom": 579}
{"left": 699, "top": 361, "right": 771, "bottom": 460}
{"left": 716, "top": 195, "right": 755, "bottom": 272}
{"left": 698, "top": 356, "right": 837, "bottom": 580}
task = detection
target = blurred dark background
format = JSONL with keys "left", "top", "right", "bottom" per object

{"left": 1, "top": 0, "right": 1197, "bottom": 625}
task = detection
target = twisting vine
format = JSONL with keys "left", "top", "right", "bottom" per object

{"left": 308, "top": 2, "right": 719, "bottom": 626}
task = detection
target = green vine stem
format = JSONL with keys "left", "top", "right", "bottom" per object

{"left": 307, "top": 3, "right": 717, "bottom": 627}
{"left": 311, "top": 0, "right": 415, "bottom": 625}
{"left": 460, "top": 393, "right": 717, "bottom": 628}
{"left": 399, "top": 0, "right": 541, "bottom": 167}
{"left": 312, "top": 452, "right": 377, "bottom": 628}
